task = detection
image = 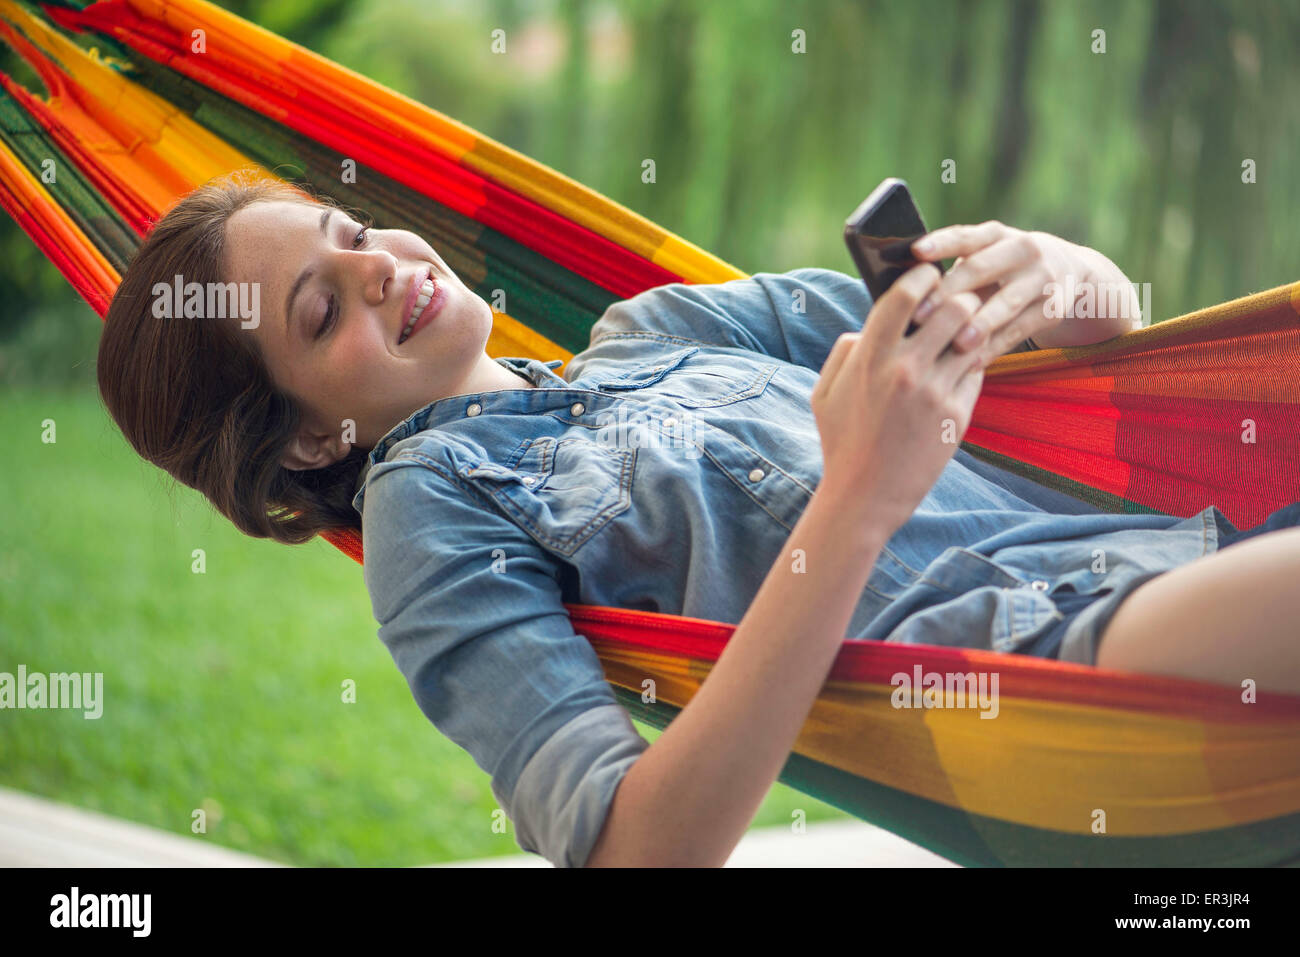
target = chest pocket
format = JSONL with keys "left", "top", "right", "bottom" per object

{"left": 596, "top": 345, "right": 779, "bottom": 409}
{"left": 459, "top": 436, "right": 635, "bottom": 557}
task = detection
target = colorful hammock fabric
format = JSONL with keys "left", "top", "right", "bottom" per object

{"left": 2, "top": 0, "right": 1298, "bottom": 867}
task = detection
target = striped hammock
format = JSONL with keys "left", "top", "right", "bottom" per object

{"left": 3, "top": 0, "right": 1298, "bottom": 867}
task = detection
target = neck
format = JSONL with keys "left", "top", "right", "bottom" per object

{"left": 496, "top": 360, "right": 536, "bottom": 390}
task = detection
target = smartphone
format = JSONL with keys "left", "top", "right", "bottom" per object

{"left": 844, "top": 178, "right": 943, "bottom": 335}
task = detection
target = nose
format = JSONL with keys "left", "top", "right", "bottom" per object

{"left": 352, "top": 246, "right": 397, "bottom": 307}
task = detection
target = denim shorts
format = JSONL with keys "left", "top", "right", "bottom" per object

{"left": 1018, "top": 500, "right": 1300, "bottom": 663}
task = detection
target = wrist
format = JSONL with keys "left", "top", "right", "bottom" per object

{"left": 806, "top": 479, "right": 895, "bottom": 555}
{"left": 1074, "top": 244, "right": 1139, "bottom": 320}
{"left": 1032, "top": 243, "right": 1138, "bottom": 348}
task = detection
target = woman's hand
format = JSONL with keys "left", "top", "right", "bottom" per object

{"left": 908, "top": 221, "right": 1141, "bottom": 357}
{"left": 813, "top": 263, "right": 988, "bottom": 539}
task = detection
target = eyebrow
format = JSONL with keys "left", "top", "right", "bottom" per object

{"left": 284, "top": 207, "right": 337, "bottom": 339}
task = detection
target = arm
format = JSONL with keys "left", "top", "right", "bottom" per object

{"left": 360, "top": 457, "right": 651, "bottom": 868}
{"left": 586, "top": 481, "right": 887, "bottom": 867}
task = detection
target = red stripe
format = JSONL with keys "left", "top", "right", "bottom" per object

{"left": 1118, "top": 393, "right": 1300, "bottom": 527}
{"left": 564, "top": 603, "right": 1300, "bottom": 721}
{"left": 967, "top": 372, "right": 1129, "bottom": 499}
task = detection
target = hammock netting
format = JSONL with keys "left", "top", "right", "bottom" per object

{"left": 3, "top": 0, "right": 1298, "bottom": 867}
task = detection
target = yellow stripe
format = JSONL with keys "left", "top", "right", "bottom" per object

{"left": 650, "top": 234, "right": 747, "bottom": 285}
{"left": 485, "top": 311, "right": 572, "bottom": 369}
{"left": 596, "top": 649, "right": 1300, "bottom": 835}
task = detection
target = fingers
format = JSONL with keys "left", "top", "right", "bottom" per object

{"left": 964, "top": 273, "right": 1045, "bottom": 357}
{"left": 910, "top": 290, "right": 984, "bottom": 361}
{"left": 915, "top": 233, "right": 1042, "bottom": 319}
{"left": 911, "top": 220, "right": 1008, "bottom": 263}
{"left": 935, "top": 326, "right": 991, "bottom": 399}
{"left": 861, "top": 262, "right": 942, "bottom": 351}
{"left": 942, "top": 359, "right": 987, "bottom": 431}
{"left": 814, "top": 331, "right": 858, "bottom": 400}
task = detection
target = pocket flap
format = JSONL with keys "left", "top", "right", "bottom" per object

{"left": 595, "top": 346, "right": 699, "bottom": 390}
{"left": 920, "top": 546, "right": 1025, "bottom": 593}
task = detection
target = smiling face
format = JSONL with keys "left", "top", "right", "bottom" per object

{"left": 223, "top": 199, "right": 528, "bottom": 467}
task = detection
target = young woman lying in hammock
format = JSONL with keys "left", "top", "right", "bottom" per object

{"left": 97, "top": 171, "right": 1300, "bottom": 867}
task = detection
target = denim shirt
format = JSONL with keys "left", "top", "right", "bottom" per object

{"left": 352, "top": 267, "right": 1221, "bottom": 867}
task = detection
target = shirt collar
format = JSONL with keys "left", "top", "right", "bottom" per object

{"left": 352, "top": 357, "right": 567, "bottom": 506}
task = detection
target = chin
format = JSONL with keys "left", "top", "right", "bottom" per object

{"left": 471, "top": 294, "right": 497, "bottom": 339}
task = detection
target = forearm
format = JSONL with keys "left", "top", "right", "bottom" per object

{"left": 1031, "top": 242, "right": 1142, "bottom": 349}
{"left": 585, "top": 485, "right": 887, "bottom": 867}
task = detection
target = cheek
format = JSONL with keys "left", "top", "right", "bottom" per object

{"left": 326, "top": 323, "right": 391, "bottom": 385}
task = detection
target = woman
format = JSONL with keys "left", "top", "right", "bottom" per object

{"left": 97, "top": 169, "right": 1300, "bottom": 867}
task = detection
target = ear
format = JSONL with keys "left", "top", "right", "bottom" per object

{"left": 281, "top": 425, "right": 351, "bottom": 471}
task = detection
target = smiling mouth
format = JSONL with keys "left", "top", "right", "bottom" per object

{"left": 399, "top": 277, "right": 437, "bottom": 344}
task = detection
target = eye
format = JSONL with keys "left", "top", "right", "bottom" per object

{"left": 315, "top": 295, "right": 337, "bottom": 340}
{"left": 314, "top": 226, "right": 371, "bottom": 339}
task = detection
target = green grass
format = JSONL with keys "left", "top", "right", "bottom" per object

{"left": 0, "top": 385, "right": 848, "bottom": 865}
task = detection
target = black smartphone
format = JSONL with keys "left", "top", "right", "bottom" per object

{"left": 844, "top": 178, "right": 943, "bottom": 335}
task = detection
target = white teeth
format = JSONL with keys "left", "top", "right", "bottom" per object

{"left": 400, "top": 278, "right": 436, "bottom": 343}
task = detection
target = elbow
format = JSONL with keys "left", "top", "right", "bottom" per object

{"left": 582, "top": 836, "right": 612, "bottom": 868}
{"left": 582, "top": 804, "right": 624, "bottom": 867}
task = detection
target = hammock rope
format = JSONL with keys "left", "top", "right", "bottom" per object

{"left": 3, "top": 0, "right": 1298, "bottom": 867}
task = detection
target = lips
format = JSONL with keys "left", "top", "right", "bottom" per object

{"left": 398, "top": 274, "right": 447, "bottom": 345}
{"left": 398, "top": 267, "right": 431, "bottom": 344}
{"left": 396, "top": 265, "right": 451, "bottom": 346}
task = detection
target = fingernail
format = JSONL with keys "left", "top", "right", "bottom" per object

{"left": 914, "top": 237, "right": 935, "bottom": 254}
{"left": 915, "top": 294, "right": 936, "bottom": 320}
{"left": 956, "top": 323, "right": 981, "bottom": 349}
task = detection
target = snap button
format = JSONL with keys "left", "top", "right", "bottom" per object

{"left": 466, "top": 402, "right": 482, "bottom": 417}
{"left": 1030, "top": 580, "right": 1048, "bottom": 591}
{"left": 522, "top": 475, "right": 537, "bottom": 486}
{"left": 663, "top": 417, "right": 677, "bottom": 429}
{"left": 570, "top": 402, "right": 585, "bottom": 416}
{"left": 748, "top": 468, "right": 765, "bottom": 482}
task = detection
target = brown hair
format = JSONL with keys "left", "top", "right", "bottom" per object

{"left": 97, "top": 167, "right": 369, "bottom": 545}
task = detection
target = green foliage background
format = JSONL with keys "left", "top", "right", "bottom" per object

{"left": 1, "top": 0, "right": 1296, "bottom": 866}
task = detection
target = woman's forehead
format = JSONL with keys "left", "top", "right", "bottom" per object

{"left": 225, "top": 200, "right": 321, "bottom": 280}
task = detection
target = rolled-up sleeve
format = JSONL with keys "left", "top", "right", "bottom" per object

{"left": 586, "top": 267, "right": 876, "bottom": 372}
{"left": 360, "top": 455, "right": 650, "bottom": 867}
